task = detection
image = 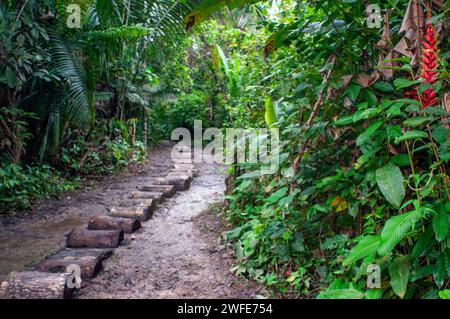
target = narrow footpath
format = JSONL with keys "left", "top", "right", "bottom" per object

{"left": 0, "top": 142, "right": 263, "bottom": 299}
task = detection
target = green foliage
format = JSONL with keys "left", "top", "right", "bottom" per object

{"left": 0, "top": 163, "right": 78, "bottom": 212}
{"left": 207, "top": 0, "right": 450, "bottom": 299}
{"left": 0, "top": 0, "right": 198, "bottom": 212}
{"left": 60, "top": 120, "right": 146, "bottom": 176}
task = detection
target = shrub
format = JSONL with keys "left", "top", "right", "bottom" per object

{"left": 0, "top": 163, "right": 77, "bottom": 213}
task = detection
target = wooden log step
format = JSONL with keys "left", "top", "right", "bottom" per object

{"left": 35, "top": 255, "right": 100, "bottom": 280}
{"left": 173, "top": 164, "right": 197, "bottom": 175}
{"left": 45, "top": 248, "right": 114, "bottom": 261}
{"left": 174, "top": 163, "right": 195, "bottom": 169}
{"left": 167, "top": 172, "right": 193, "bottom": 181}
{"left": 140, "top": 184, "right": 176, "bottom": 197}
{"left": 171, "top": 169, "right": 195, "bottom": 179}
{"left": 0, "top": 271, "right": 74, "bottom": 299}
{"left": 126, "top": 191, "right": 164, "bottom": 202}
{"left": 154, "top": 176, "right": 191, "bottom": 191}
{"left": 35, "top": 248, "right": 113, "bottom": 280}
{"left": 88, "top": 215, "right": 141, "bottom": 233}
{"left": 66, "top": 227, "right": 124, "bottom": 249}
{"left": 172, "top": 153, "right": 193, "bottom": 164}
{"left": 173, "top": 159, "right": 193, "bottom": 164}
{"left": 121, "top": 198, "right": 157, "bottom": 210}
{"left": 108, "top": 206, "right": 152, "bottom": 222}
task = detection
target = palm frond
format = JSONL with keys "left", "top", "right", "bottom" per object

{"left": 47, "top": 34, "right": 93, "bottom": 129}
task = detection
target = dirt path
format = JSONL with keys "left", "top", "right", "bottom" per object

{"left": 0, "top": 143, "right": 264, "bottom": 298}
{"left": 0, "top": 143, "right": 175, "bottom": 282}
{"left": 77, "top": 162, "right": 263, "bottom": 299}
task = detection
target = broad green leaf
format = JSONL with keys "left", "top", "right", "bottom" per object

{"left": 432, "top": 207, "right": 449, "bottom": 242}
{"left": 318, "top": 288, "right": 365, "bottom": 299}
{"left": 394, "top": 78, "right": 422, "bottom": 90}
{"left": 378, "top": 209, "right": 424, "bottom": 256}
{"left": 356, "top": 120, "right": 383, "bottom": 146}
{"left": 352, "top": 108, "right": 378, "bottom": 122}
{"left": 267, "top": 187, "right": 288, "bottom": 204}
{"left": 410, "top": 265, "right": 434, "bottom": 282}
{"left": 438, "top": 141, "right": 450, "bottom": 162}
{"left": 347, "top": 84, "right": 361, "bottom": 102}
{"left": 343, "top": 235, "right": 381, "bottom": 266}
{"left": 391, "top": 154, "right": 411, "bottom": 167}
{"left": 395, "top": 130, "right": 429, "bottom": 144}
{"left": 411, "top": 225, "right": 434, "bottom": 258}
{"left": 236, "top": 171, "right": 262, "bottom": 180}
{"left": 215, "top": 44, "right": 229, "bottom": 74}
{"left": 426, "top": 106, "right": 449, "bottom": 116}
{"left": 364, "top": 289, "right": 385, "bottom": 299}
{"left": 432, "top": 125, "right": 450, "bottom": 145}
{"left": 386, "top": 102, "right": 403, "bottom": 117}
{"left": 334, "top": 115, "right": 353, "bottom": 127}
{"left": 264, "top": 27, "right": 292, "bottom": 57}
{"left": 395, "top": 98, "right": 421, "bottom": 106}
{"left": 405, "top": 104, "right": 421, "bottom": 114}
{"left": 373, "top": 81, "right": 394, "bottom": 92}
{"left": 376, "top": 163, "right": 405, "bottom": 208}
{"left": 403, "top": 116, "right": 433, "bottom": 127}
{"left": 434, "top": 254, "right": 446, "bottom": 289}
{"left": 264, "top": 96, "right": 277, "bottom": 126}
{"left": 439, "top": 290, "right": 450, "bottom": 299}
{"left": 389, "top": 255, "right": 411, "bottom": 298}
{"left": 365, "top": 90, "right": 378, "bottom": 107}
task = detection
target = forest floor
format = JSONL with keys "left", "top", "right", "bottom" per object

{"left": 0, "top": 142, "right": 265, "bottom": 298}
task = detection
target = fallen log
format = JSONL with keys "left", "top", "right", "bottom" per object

{"left": 0, "top": 271, "right": 74, "bottom": 299}
{"left": 88, "top": 215, "right": 141, "bottom": 233}
{"left": 66, "top": 227, "right": 123, "bottom": 248}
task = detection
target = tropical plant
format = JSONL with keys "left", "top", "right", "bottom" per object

{"left": 186, "top": 0, "right": 450, "bottom": 299}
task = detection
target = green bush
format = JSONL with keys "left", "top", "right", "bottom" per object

{"left": 167, "top": 90, "right": 211, "bottom": 131}
{"left": 60, "top": 120, "right": 146, "bottom": 176}
{"left": 0, "top": 163, "right": 77, "bottom": 212}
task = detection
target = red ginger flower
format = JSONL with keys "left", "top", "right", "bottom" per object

{"left": 402, "top": 23, "right": 440, "bottom": 108}
{"left": 421, "top": 22, "right": 439, "bottom": 108}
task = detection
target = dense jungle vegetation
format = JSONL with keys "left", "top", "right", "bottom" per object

{"left": 1, "top": 0, "right": 450, "bottom": 299}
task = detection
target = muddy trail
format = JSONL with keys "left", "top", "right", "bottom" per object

{"left": 0, "top": 142, "right": 264, "bottom": 299}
